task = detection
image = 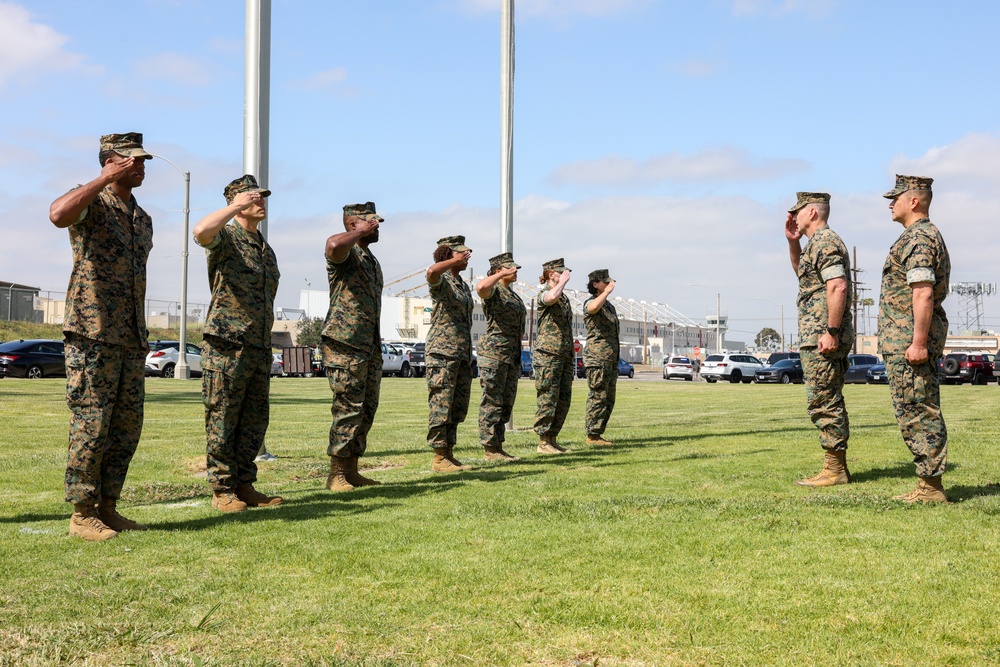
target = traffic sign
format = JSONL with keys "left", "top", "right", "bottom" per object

{"left": 693, "top": 346, "right": 701, "bottom": 358}
{"left": 573, "top": 339, "right": 581, "bottom": 354}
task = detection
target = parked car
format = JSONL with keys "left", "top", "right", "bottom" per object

{"left": 0, "top": 339, "right": 66, "bottom": 379}
{"left": 866, "top": 363, "right": 888, "bottom": 384}
{"left": 939, "top": 352, "right": 996, "bottom": 385}
{"left": 381, "top": 342, "right": 413, "bottom": 377}
{"left": 270, "top": 353, "right": 283, "bottom": 377}
{"left": 766, "top": 351, "right": 800, "bottom": 365}
{"left": 521, "top": 350, "right": 533, "bottom": 378}
{"left": 576, "top": 356, "right": 586, "bottom": 378}
{"left": 618, "top": 358, "right": 635, "bottom": 378}
{"left": 393, "top": 342, "right": 426, "bottom": 378}
{"left": 663, "top": 355, "right": 695, "bottom": 381}
{"left": 844, "top": 354, "right": 881, "bottom": 384}
{"left": 701, "top": 353, "right": 764, "bottom": 384}
{"left": 145, "top": 343, "right": 203, "bottom": 378}
{"left": 755, "top": 358, "right": 804, "bottom": 384}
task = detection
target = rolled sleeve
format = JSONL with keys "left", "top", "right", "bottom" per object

{"left": 820, "top": 264, "right": 846, "bottom": 282}
{"left": 906, "top": 267, "right": 935, "bottom": 284}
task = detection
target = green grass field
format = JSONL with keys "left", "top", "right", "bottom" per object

{"left": 1, "top": 375, "right": 999, "bottom": 666}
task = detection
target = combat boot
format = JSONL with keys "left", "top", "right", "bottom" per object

{"left": 69, "top": 503, "right": 118, "bottom": 541}
{"left": 432, "top": 448, "right": 471, "bottom": 472}
{"left": 894, "top": 476, "right": 950, "bottom": 504}
{"left": 795, "top": 450, "right": 851, "bottom": 487}
{"left": 326, "top": 456, "right": 355, "bottom": 492}
{"left": 537, "top": 433, "right": 564, "bottom": 455}
{"left": 211, "top": 491, "right": 248, "bottom": 513}
{"left": 445, "top": 445, "right": 473, "bottom": 470}
{"left": 97, "top": 497, "right": 148, "bottom": 531}
{"left": 484, "top": 445, "right": 519, "bottom": 462}
{"left": 235, "top": 483, "right": 284, "bottom": 507}
{"left": 586, "top": 434, "right": 613, "bottom": 447}
{"left": 345, "top": 456, "right": 382, "bottom": 487}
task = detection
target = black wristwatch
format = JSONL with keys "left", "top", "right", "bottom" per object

{"left": 826, "top": 326, "right": 840, "bottom": 336}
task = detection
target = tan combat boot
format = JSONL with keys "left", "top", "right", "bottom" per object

{"left": 69, "top": 503, "right": 118, "bottom": 541}
{"left": 537, "top": 433, "right": 564, "bottom": 454}
{"left": 345, "top": 456, "right": 382, "bottom": 487}
{"left": 432, "top": 448, "right": 470, "bottom": 472}
{"left": 212, "top": 491, "right": 248, "bottom": 513}
{"left": 445, "top": 446, "right": 473, "bottom": 470}
{"left": 586, "top": 434, "right": 613, "bottom": 447}
{"left": 795, "top": 450, "right": 851, "bottom": 487}
{"left": 894, "top": 476, "right": 950, "bottom": 504}
{"left": 484, "top": 445, "right": 519, "bottom": 462}
{"left": 98, "top": 497, "right": 148, "bottom": 531}
{"left": 326, "top": 456, "right": 355, "bottom": 492}
{"left": 235, "top": 483, "right": 284, "bottom": 507}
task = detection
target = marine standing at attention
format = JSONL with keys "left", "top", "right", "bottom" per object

{"left": 879, "top": 175, "right": 951, "bottom": 503}
{"left": 425, "top": 236, "right": 476, "bottom": 472}
{"left": 582, "top": 269, "right": 620, "bottom": 447}
{"left": 475, "top": 252, "right": 526, "bottom": 462}
{"left": 321, "top": 202, "right": 386, "bottom": 492}
{"left": 193, "top": 175, "right": 283, "bottom": 513}
{"left": 48, "top": 133, "right": 154, "bottom": 541}
{"left": 785, "top": 192, "right": 853, "bottom": 487}
{"left": 534, "top": 258, "right": 574, "bottom": 454}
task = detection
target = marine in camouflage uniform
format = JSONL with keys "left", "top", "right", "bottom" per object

{"left": 583, "top": 269, "right": 620, "bottom": 446}
{"left": 879, "top": 175, "right": 951, "bottom": 503}
{"left": 321, "top": 202, "right": 385, "bottom": 491}
{"left": 426, "top": 236, "right": 475, "bottom": 472}
{"left": 785, "top": 192, "right": 854, "bottom": 487}
{"left": 476, "top": 252, "right": 526, "bottom": 461}
{"left": 193, "top": 175, "right": 282, "bottom": 513}
{"left": 534, "top": 258, "right": 575, "bottom": 453}
{"left": 49, "top": 133, "right": 154, "bottom": 540}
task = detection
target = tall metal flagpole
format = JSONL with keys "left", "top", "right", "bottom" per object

{"left": 500, "top": 0, "right": 514, "bottom": 253}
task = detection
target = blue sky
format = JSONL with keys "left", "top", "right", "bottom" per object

{"left": 3, "top": 0, "right": 1000, "bottom": 342}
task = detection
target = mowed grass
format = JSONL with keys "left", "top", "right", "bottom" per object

{"left": 2, "top": 375, "right": 1000, "bottom": 667}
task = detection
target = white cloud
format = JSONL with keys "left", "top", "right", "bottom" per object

{"left": 286, "top": 66, "right": 349, "bottom": 92}
{"left": 667, "top": 58, "right": 718, "bottom": 79}
{"left": 456, "top": 0, "right": 649, "bottom": 19}
{"left": 547, "top": 147, "right": 809, "bottom": 187}
{"left": 133, "top": 52, "right": 212, "bottom": 87}
{"left": 0, "top": 2, "right": 91, "bottom": 86}
{"left": 732, "top": 0, "right": 836, "bottom": 18}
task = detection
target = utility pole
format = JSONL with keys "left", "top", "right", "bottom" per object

{"left": 851, "top": 246, "right": 862, "bottom": 354}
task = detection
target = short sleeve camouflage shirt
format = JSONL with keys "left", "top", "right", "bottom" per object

{"left": 534, "top": 286, "right": 573, "bottom": 357}
{"left": 478, "top": 283, "right": 526, "bottom": 363}
{"left": 426, "top": 271, "right": 473, "bottom": 360}
{"left": 878, "top": 219, "right": 950, "bottom": 356}
{"left": 583, "top": 298, "right": 620, "bottom": 365}
{"left": 797, "top": 225, "right": 853, "bottom": 348}
{"left": 321, "top": 245, "right": 383, "bottom": 356}
{"left": 198, "top": 222, "right": 280, "bottom": 349}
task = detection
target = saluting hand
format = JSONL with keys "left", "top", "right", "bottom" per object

{"left": 357, "top": 217, "right": 380, "bottom": 237}
{"left": 101, "top": 156, "right": 136, "bottom": 183}
{"left": 452, "top": 250, "right": 472, "bottom": 265}
{"left": 557, "top": 269, "right": 572, "bottom": 285}
{"left": 785, "top": 213, "right": 801, "bottom": 242}
{"left": 604, "top": 280, "right": 616, "bottom": 295}
{"left": 231, "top": 191, "right": 262, "bottom": 210}
{"left": 497, "top": 266, "right": 518, "bottom": 279}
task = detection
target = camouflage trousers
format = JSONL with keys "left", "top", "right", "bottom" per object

{"left": 533, "top": 351, "right": 574, "bottom": 436}
{"left": 63, "top": 333, "right": 145, "bottom": 505}
{"left": 478, "top": 356, "right": 520, "bottom": 448}
{"left": 885, "top": 354, "right": 948, "bottom": 477}
{"left": 426, "top": 353, "right": 472, "bottom": 448}
{"left": 202, "top": 337, "right": 271, "bottom": 492}
{"left": 800, "top": 347, "right": 850, "bottom": 452}
{"left": 584, "top": 361, "right": 617, "bottom": 436}
{"left": 324, "top": 339, "right": 382, "bottom": 458}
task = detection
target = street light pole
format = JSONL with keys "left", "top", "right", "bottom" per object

{"left": 755, "top": 296, "right": 784, "bottom": 352}
{"left": 150, "top": 153, "right": 192, "bottom": 380}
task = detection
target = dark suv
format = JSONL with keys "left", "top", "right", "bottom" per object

{"left": 939, "top": 352, "right": 996, "bottom": 385}
{"left": 766, "top": 351, "right": 800, "bottom": 365}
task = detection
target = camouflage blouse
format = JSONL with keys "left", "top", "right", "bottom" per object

{"left": 878, "top": 219, "right": 950, "bottom": 356}
{"left": 322, "top": 245, "right": 383, "bottom": 355}
{"left": 479, "top": 282, "right": 526, "bottom": 364}
{"left": 427, "top": 271, "right": 473, "bottom": 360}
{"left": 534, "top": 286, "right": 573, "bottom": 357}
{"left": 63, "top": 186, "right": 152, "bottom": 348}
{"left": 198, "top": 222, "right": 279, "bottom": 349}
{"left": 583, "top": 297, "right": 620, "bottom": 365}
{"left": 796, "top": 225, "right": 853, "bottom": 348}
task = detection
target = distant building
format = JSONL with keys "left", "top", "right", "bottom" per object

{"left": 0, "top": 281, "right": 41, "bottom": 323}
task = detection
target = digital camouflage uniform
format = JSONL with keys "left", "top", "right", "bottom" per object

{"left": 534, "top": 273, "right": 575, "bottom": 437}
{"left": 63, "top": 171, "right": 153, "bottom": 505}
{"left": 796, "top": 223, "right": 853, "bottom": 452}
{"left": 583, "top": 270, "right": 620, "bottom": 437}
{"left": 198, "top": 176, "right": 279, "bottom": 492}
{"left": 322, "top": 219, "right": 383, "bottom": 459}
{"left": 427, "top": 264, "right": 475, "bottom": 449}
{"left": 879, "top": 209, "right": 950, "bottom": 478}
{"left": 478, "top": 254, "right": 526, "bottom": 449}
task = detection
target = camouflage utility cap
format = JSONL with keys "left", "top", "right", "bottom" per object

{"left": 543, "top": 258, "right": 570, "bottom": 272}
{"left": 437, "top": 236, "right": 471, "bottom": 252}
{"left": 588, "top": 269, "right": 613, "bottom": 283}
{"left": 100, "top": 132, "right": 152, "bottom": 159}
{"left": 883, "top": 174, "right": 933, "bottom": 199}
{"left": 344, "top": 202, "right": 382, "bottom": 221}
{"left": 224, "top": 174, "right": 271, "bottom": 204}
{"left": 788, "top": 192, "right": 831, "bottom": 213}
{"left": 489, "top": 252, "right": 520, "bottom": 271}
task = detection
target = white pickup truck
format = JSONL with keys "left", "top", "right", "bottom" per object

{"left": 381, "top": 342, "right": 415, "bottom": 377}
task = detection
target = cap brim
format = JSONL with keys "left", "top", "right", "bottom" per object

{"left": 882, "top": 189, "right": 901, "bottom": 199}
{"left": 452, "top": 244, "right": 471, "bottom": 253}
{"left": 120, "top": 148, "right": 153, "bottom": 159}
{"left": 254, "top": 188, "right": 272, "bottom": 198}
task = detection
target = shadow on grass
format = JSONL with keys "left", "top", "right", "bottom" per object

{"left": 849, "top": 462, "right": 915, "bottom": 483}
{"left": 0, "top": 511, "right": 67, "bottom": 524}
{"left": 668, "top": 448, "right": 778, "bottom": 462}
{"left": 947, "top": 483, "right": 1000, "bottom": 502}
